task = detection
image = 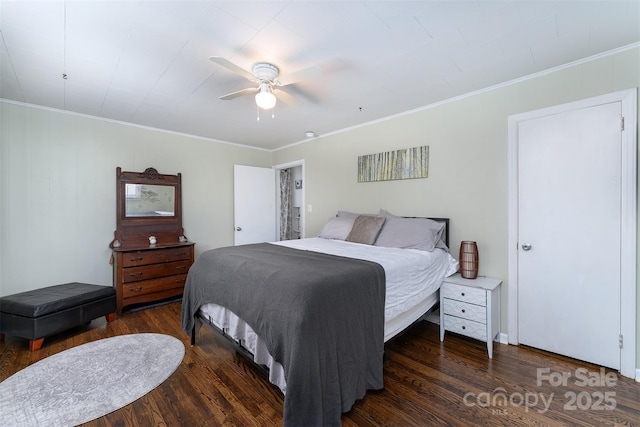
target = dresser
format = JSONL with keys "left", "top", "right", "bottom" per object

{"left": 439, "top": 273, "right": 502, "bottom": 358}
{"left": 112, "top": 242, "right": 194, "bottom": 312}
{"left": 109, "top": 167, "right": 194, "bottom": 313}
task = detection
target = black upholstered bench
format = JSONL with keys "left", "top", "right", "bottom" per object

{"left": 0, "top": 282, "right": 116, "bottom": 351}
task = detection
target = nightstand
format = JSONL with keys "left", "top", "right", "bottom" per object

{"left": 439, "top": 273, "right": 502, "bottom": 358}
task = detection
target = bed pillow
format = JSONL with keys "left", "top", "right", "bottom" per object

{"left": 375, "top": 212, "right": 446, "bottom": 251}
{"left": 380, "top": 209, "right": 449, "bottom": 249}
{"left": 318, "top": 216, "right": 355, "bottom": 240}
{"left": 379, "top": 209, "right": 397, "bottom": 218}
{"left": 345, "top": 215, "right": 386, "bottom": 245}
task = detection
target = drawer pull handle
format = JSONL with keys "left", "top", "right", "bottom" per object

{"left": 130, "top": 286, "right": 142, "bottom": 292}
{"left": 175, "top": 252, "right": 187, "bottom": 256}
{"left": 462, "top": 326, "right": 466, "bottom": 330}
{"left": 129, "top": 272, "right": 143, "bottom": 277}
{"left": 461, "top": 309, "right": 466, "bottom": 313}
{"left": 130, "top": 257, "right": 143, "bottom": 261}
{"left": 176, "top": 278, "right": 186, "bottom": 283}
{"left": 175, "top": 265, "right": 186, "bottom": 270}
{"left": 461, "top": 292, "right": 465, "bottom": 297}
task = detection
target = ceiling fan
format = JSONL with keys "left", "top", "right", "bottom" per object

{"left": 210, "top": 56, "right": 321, "bottom": 110}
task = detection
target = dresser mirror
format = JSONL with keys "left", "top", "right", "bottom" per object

{"left": 125, "top": 183, "right": 175, "bottom": 217}
{"left": 110, "top": 167, "right": 186, "bottom": 249}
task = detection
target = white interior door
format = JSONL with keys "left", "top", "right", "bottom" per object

{"left": 234, "top": 165, "right": 276, "bottom": 245}
{"left": 517, "top": 102, "right": 622, "bottom": 369}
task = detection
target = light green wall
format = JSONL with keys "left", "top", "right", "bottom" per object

{"left": 0, "top": 103, "right": 271, "bottom": 296}
{"left": 273, "top": 46, "right": 640, "bottom": 369}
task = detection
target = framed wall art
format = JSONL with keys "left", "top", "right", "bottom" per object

{"left": 357, "top": 145, "right": 429, "bottom": 182}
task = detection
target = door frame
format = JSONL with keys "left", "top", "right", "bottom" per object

{"left": 507, "top": 89, "right": 637, "bottom": 378}
{"left": 273, "top": 159, "right": 305, "bottom": 239}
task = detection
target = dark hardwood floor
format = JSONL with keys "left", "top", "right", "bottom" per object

{"left": 1, "top": 301, "right": 639, "bottom": 426}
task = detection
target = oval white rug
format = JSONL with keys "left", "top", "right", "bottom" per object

{"left": 0, "top": 333, "right": 185, "bottom": 427}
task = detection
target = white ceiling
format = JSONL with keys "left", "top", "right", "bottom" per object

{"left": 1, "top": 1, "right": 639, "bottom": 150}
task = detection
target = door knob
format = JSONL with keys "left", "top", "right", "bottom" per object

{"left": 236, "top": 227, "right": 242, "bottom": 231}
{"left": 521, "top": 243, "right": 532, "bottom": 251}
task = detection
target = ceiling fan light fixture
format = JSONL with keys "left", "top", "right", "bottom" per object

{"left": 255, "top": 84, "right": 276, "bottom": 110}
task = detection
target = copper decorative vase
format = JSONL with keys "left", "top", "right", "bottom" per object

{"left": 459, "top": 241, "right": 479, "bottom": 279}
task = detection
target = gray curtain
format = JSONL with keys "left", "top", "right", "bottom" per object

{"left": 279, "top": 169, "right": 293, "bottom": 240}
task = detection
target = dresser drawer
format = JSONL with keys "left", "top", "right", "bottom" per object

{"left": 443, "top": 314, "right": 487, "bottom": 341}
{"left": 122, "top": 260, "right": 191, "bottom": 283}
{"left": 121, "top": 247, "right": 192, "bottom": 267}
{"left": 442, "top": 282, "right": 486, "bottom": 305}
{"left": 443, "top": 298, "right": 486, "bottom": 323}
{"left": 123, "top": 274, "right": 188, "bottom": 298}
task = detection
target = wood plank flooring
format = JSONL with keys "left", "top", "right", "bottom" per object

{"left": 1, "top": 301, "right": 639, "bottom": 426}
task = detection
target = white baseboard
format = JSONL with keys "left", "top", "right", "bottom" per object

{"left": 636, "top": 368, "right": 640, "bottom": 382}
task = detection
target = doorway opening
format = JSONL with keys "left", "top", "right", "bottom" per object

{"left": 274, "top": 160, "right": 305, "bottom": 241}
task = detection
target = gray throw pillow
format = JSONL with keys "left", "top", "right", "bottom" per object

{"left": 345, "top": 215, "right": 386, "bottom": 245}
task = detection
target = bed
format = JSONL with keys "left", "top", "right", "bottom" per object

{"left": 181, "top": 213, "right": 458, "bottom": 426}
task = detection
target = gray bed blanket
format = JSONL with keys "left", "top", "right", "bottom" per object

{"left": 181, "top": 243, "right": 385, "bottom": 426}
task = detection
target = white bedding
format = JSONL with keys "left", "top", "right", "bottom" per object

{"left": 273, "top": 238, "right": 458, "bottom": 322}
{"left": 198, "top": 237, "right": 458, "bottom": 393}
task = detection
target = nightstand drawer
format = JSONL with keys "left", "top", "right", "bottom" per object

{"left": 443, "top": 298, "right": 486, "bottom": 323}
{"left": 443, "top": 314, "right": 487, "bottom": 341}
{"left": 442, "top": 282, "right": 486, "bottom": 305}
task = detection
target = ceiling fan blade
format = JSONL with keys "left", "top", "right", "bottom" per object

{"left": 273, "top": 89, "right": 301, "bottom": 106}
{"left": 209, "top": 56, "right": 256, "bottom": 81}
{"left": 219, "top": 87, "right": 259, "bottom": 100}
{"left": 275, "top": 65, "right": 322, "bottom": 86}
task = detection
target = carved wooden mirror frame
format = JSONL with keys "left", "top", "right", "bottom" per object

{"left": 110, "top": 167, "right": 186, "bottom": 250}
